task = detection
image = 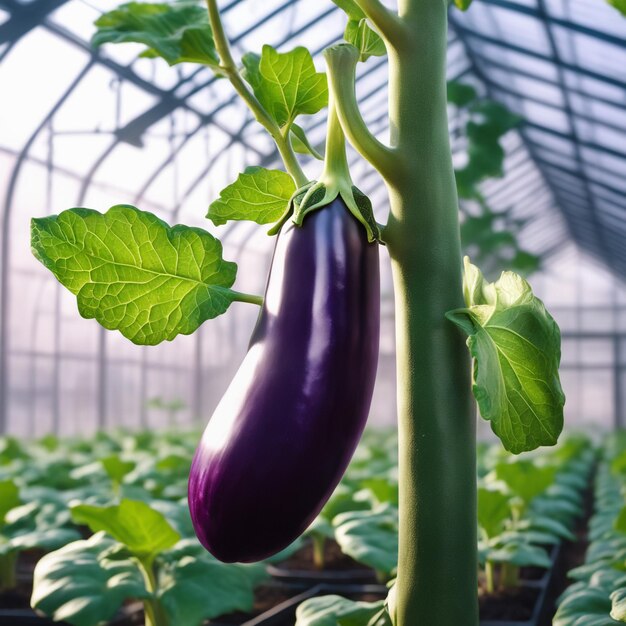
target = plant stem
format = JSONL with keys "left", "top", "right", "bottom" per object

{"left": 485, "top": 561, "right": 495, "bottom": 594}
{"left": 501, "top": 563, "right": 519, "bottom": 590}
{"left": 0, "top": 552, "right": 17, "bottom": 591}
{"left": 137, "top": 557, "right": 169, "bottom": 626}
{"left": 205, "top": 0, "right": 308, "bottom": 187}
{"left": 382, "top": 1, "right": 477, "bottom": 624}
{"left": 230, "top": 291, "right": 264, "bottom": 306}
{"left": 311, "top": 534, "right": 326, "bottom": 570}
{"left": 320, "top": 91, "right": 352, "bottom": 186}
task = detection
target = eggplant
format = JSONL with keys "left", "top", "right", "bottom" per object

{"left": 188, "top": 197, "right": 380, "bottom": 562}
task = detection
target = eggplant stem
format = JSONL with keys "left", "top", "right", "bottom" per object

{"left": 137, "top": 556, "right": 169, "bottom": 626}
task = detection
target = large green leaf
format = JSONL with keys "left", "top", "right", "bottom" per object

{"left": 207, "top": 167, "right": 296, "bottom": 226}
{"left": 157, "top": 542, "right": 260, "bottom": 625}
{"left": 71, "top": 499, "right": 180, "bottom": 558}
{"left": 296, "top": 594, "right": 390, "bottom": 626}
{"left": 477, "top": 486, "right": 511, "bottom": 539}
{"left": 333, "top": 506, "right": 398, "bottom": 577}
{"left": 31, "top": 205, "right": 238, "bottom": 345}
{"left": 31, "top": 532, "right": 149, "bottom": 626}
{"left": 92, "top": 2, "right": 219, "bottom": 67}
{"left": 446, "top": 258, "right": 565, "bottom": 453}
{"left": 611, "top": 588, "right": 626, "bottom": 622}
{"left": 242, "top": 46, "right": 328, "bottom": 128}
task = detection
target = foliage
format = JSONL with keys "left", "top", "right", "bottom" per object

{"left": 447, "top": 258, "right": 565, "bottom": 453}
{"left": 31, "top": 205, "right": 239, "bottom": 345}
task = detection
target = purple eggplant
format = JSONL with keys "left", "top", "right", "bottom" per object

{"left": 188, "top": 197, "right": 380, "bottom": 562}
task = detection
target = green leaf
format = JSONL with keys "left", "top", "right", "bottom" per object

{"left": 333, "top": 506, "right": 398, "bottom": 577}
{"left": 344, "top": 19, "right": 386, "bottom": 62}
{"left": 0, "top": 480, "right": 20, "bottom": 524}
{"left": 477, "top": 487, "right": 511, "bottom": 539}
{"left": 495, "top": 460, "right": 556, "bottom": 504}
{"left": 611, "top": 588, "right": 626, "bottom": 622}
{"left": 555, "top": 587, "right": 621, "bottom": 626}
{"left": 207, "top": 167, "right": 296, "bottom": 226}
{"left": 446, "top": 258, "right": 565, "bottom": 453}
{"left": 31, "top": 205, "right": 238, "bottom": 345}
{"left": 71, "top": 499, "right": 180, "bottom": 558}
{"left": 607, "top": 0, "right": 626, "bottom": 15}
{"left": 296, "top": 595, "right": 390, "bottom": 626}
{"left": 157, "top": 546, "right": 259, "bottom": 625}
{"left": 447, "top": 80, "right": 477, "bottom": 107}
{"left": 484, "top": 537, "right": 551, "bottom": 568}
{"left": 243, "top": 45, "right": 328, "bottom": 128}
{"left": 101, "top": 455, "right": 135, "bottom": 485}
{"left": 92, "top": 2, "right": 219, "bottom": 67}
{"left": 330, "top": 0, "right": 366, "bottom": 20}
{"left": 453, "top": 0, "right": 474, "bottom": 10}
{"left": 291, "top": 123, "right": 324, "bottom": 160}
{"left": 31, "top": 532, "right": 149, "bottom": 626}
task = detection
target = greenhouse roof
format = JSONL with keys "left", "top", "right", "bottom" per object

{"left": 1, "top": 0, "right": 625, "bottom": 273}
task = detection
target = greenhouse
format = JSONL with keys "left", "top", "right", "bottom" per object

{"left": 0, "top": 0, "right": 625, "bottom": 624}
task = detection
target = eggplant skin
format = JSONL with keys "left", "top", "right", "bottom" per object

{"left": 188, "top": 197, "right": 380, "bottom": 563}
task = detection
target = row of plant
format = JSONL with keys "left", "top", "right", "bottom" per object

{"left": 0, "top": 429, "right": 594, "bottom": 626}
{"left": 554, "top": 433, "right": 626, "bottom": 625}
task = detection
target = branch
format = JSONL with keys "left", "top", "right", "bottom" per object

{"left": 354, "top": 0, "right": 407, "bottom": 45}
{"left": 324, "top": 44, "right": 399, "bottom": 182}
{"left": 205, "top": 0, "right": 308, "bottom": 187}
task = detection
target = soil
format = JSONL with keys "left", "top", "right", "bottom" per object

{"left": 275, "top": 540, "right": 371, "bottom": 573}
{"left": 479, "top": 586, "right": 540, "bottom": 621}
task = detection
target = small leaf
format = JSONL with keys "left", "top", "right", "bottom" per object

{"left": 291, "top": 123, "right": 324, "bottom": 160}
{"left": 495, "top": 460, "right": 556, "bottom": 504}
{"left": 607, "top": 0, "right": 626, "bottom": 15}
{"left": 243, "top": 45, "right": 328, "bottom": 128}
{"left": 101, "top": 455, "right": 136, "bottom": 484}
{"left": 344, "top": 19, "right": 386, "bottom": 62}
{"left": 611, "top": 588, "right": 626, "bottom": 622}
{"left": 453, "top": 0, "right": 474, "bottom": 11}
{"left": 447, "top": 80, "right": 477, "bottom": 107}
{"left": 92, "top": 2, "right": 219, "bottom": 67}
{"left": 31, "top": 532, "right": 148, "bottom": 626}
{"left": 446, "top": 258, "right": 565, "bottom": 454}
{"left": 330, "top": 0, "right": 366, "bottom": 20}
{"left": 71, "top": 500, "right": 180, "bottom": 558}
{"left": 31, "top": 205, "right": 238, "bottom": 345}
{"left": 296, "top": 595, "right": 389, "bottom": 626}
{"left": 207, "top": 167, "right": 296, "bottom": 226}
{"left": 0, "top": 480, "right": 20, "bottom": 523}
{"left": 477, "top": 487, "right": 511, "bottom": 539}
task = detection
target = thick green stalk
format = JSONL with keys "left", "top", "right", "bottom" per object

{"left": 383, "top": 1, "right": 477, "bottom": 624}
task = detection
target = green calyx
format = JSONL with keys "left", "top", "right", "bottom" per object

{"left": 267, "top": 179, "right": 380, "bottom": 243}
{"left": 267, "top": 85, "right": 381, "bottom": 243}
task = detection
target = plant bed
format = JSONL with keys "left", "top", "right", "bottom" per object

{"left": 480, "top": 543, "right": 563, "bottom": 626}
{"left": 266, "top": 539, "right": 377, "bottom": 587}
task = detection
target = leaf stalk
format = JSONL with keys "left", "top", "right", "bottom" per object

{"left": 205, "top": 0, "right": 308, "bottom": 187}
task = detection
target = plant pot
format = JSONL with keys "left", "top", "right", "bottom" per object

{"left": 480, "top": 544, "right": 564, "bottom": 626}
